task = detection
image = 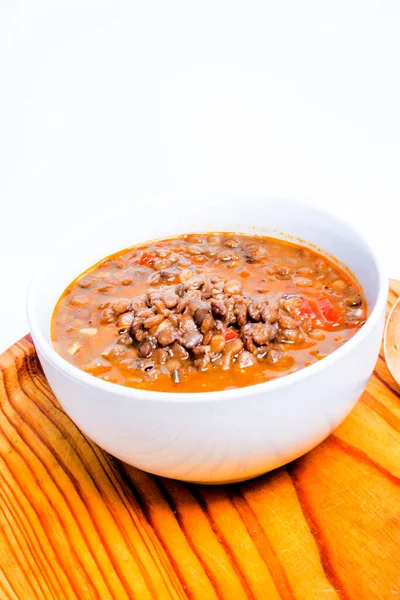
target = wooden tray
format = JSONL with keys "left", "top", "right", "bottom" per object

{"left": 1, "top": 283, "right": 399, "bottom": 600}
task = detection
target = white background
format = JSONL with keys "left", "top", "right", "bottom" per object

{"left": 1, "top": 0, "right": 399, "bottom": 353}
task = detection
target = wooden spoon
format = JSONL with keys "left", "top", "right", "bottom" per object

{"left": 384, "top": 297, "right": 400, "bottom": 385}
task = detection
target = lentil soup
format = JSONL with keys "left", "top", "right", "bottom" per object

{"left": 51, "top": 233, "right": 367, "bottom": 392}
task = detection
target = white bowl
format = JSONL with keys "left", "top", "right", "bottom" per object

{"left": 27, "top": 196, "right": 388, "bottom": 484}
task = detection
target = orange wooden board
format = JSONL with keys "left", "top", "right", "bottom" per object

{"left": 0, "top": 282, "right": 399, "bottom": 600}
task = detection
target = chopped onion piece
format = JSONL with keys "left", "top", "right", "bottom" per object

{"left": 67, "top": 342, "right": 81, "bottom": 355}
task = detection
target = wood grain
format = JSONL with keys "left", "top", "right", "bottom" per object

{"left": 0, "top": 281, "right": 399, "bottom": 600}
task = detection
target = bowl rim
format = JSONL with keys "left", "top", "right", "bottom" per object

{"left": 27, "top": 195, "right": 389, "bottom": 404}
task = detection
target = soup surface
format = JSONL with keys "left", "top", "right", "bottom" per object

{"left": 51, "top": 233, "right": 367, "bottom": 392}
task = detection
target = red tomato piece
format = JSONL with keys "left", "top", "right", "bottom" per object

{"left": 139, "top": 252, "right": 157, "bottom": 266}
{"left": 316, "top": 296, "right": 341, "bottom": 325}
{"left": 297, "top": 298, "right": 319, "bottom": 321}
{"left": 224, "top": 328, "right": 239, "bottom": 342}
